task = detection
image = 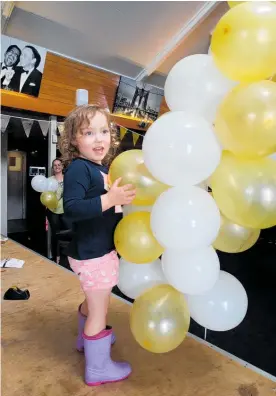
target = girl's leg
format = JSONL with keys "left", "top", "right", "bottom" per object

{"left": 69, "top": 252, "right": 118, "bottom": 352}
{"left": 80, "top": 299, "right": 88, "bottom": 316}
{"left": 84, "top": 289, "right": 111, "bottom": 336}
{"left": 76, "top": 299, "right": 88, "bottom": 352}
{"left": 82, "top": 287, "right": 131, "bottom": 386}
{"left": 77, "top": 297, "right": 116, "bottom": 352}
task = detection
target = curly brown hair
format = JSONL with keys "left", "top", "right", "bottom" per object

{"left": 59, "top": 104, "right": 120, "bottom": 168}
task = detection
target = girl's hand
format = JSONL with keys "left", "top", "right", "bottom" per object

{"left": 101, "top": 178, "right": 136, "bottom": 210}
{"left": 108, "top": 177, "right": 136, "bottom": 206}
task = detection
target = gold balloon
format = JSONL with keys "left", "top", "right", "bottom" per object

{"left": 109, "top": 150, "right": 168, "bottom": 206}
{"left": 228, "top": 1, "right": 243, "bottom": 8}
{"left": 211, "top": 152, "right": 276, "bottom": 229}
{"left": 211, "top": 2, "right": 276, "bottom": 82}
{"left": 130, "top": 284, "right": 190, "bottom": 353}
{"left": 114, "top": 211, "right": 164, "bottom": 264}
{"left": 213, "top": 214, "right": 260, "bottom": 253}
{"left": 228, "top": 1, "right": 276, "bottom": 8}
{"left": 215, "top": 81, "right": 276, "bottom": 159}
{"left": 40, "top": 192, "right": 58, "bottom": 210}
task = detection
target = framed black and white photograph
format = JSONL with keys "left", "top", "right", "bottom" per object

{"left": 1, "top": 35, "right": 47, "bottom": 98}
{"left": 113, "top": 76, "right": 163, "bottom": 122}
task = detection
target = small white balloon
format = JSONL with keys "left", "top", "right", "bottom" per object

{"left": 151, "top": 186, "right": 221, "bottom": 249}
{"left": 162, "top": 247, "right": 220, "bottom": 295}
{"left": 164, "top": 54, "right": 237, "bottom": 123}
{"left": 118, "top": 258, "right": 166, "bottom": 299}
{"left": 123, "top": 204, "right": 152, "bottom": 217}
{"left": 269, "top": 152, "right": 276, "bottom": 160}
{"left": 186, "top": 271, "right": 248, "bottom": 331}
{"left": 31, "top": 175, "right": 48, "bottom": 192}
{"left": 143, "top": 111, "right": 221, "bottom": 186}
{"left": 46, "top": 178, "right": 59, "bottom": 192}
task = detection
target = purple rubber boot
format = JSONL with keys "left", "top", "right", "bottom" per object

{"left": 83, "top": 327, "right": 132, "bottom": 386}
{"left": 76, "top": 305, "right": 116, "bottom": 352}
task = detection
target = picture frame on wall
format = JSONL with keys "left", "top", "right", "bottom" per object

{"left": 113, "top": 76, "right": 163, "bottom": 122}
{"left": 1, "top": 35, "right": 47, "bottom": 98}
{"left": 29, "top": 166, "right": 46, "bottom": 177}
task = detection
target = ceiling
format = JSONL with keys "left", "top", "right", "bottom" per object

{"left": 4, "top": 1, "right": 229, "bottom": 88}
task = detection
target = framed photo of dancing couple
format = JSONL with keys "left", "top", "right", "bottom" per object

{"left": 1, "top": 35, "right": 47, "bottom": 98}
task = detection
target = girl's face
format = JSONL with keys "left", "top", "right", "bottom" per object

{"left": 75, "top": 111, "right": 111, "bottom": 164}
{"left": 53, "top": 160, "right": 63, "bottom": 175}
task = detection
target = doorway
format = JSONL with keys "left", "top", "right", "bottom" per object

{"left": 7, "top": 150, "right": 27, "bottom": 233}
{"left": 3, "top": 107, "right": 50, "bottom": 256}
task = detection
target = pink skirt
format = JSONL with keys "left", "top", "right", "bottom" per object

{"left": 68, "top": 250, "right": 119, "bottom": 291}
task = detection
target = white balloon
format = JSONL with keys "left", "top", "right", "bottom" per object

{"left": 46, "top": 178, "right": 59, "bottom": 192}
{"left": 162, "top": 247, "right": 220, "bottom": 295}
{"left": 31, "top": 175, "right": 48, "bottom": 192}
{"left": 143, "top": 111, "right": 221, "bottom": 186}
{"left": 151, "top": 186, "right": 221, "bottom": 249}
{"left": 164, "top": 54, "right": 237, "bottom": 123}
{"left": 269, "top": 152, "right": 276, "bottom": 160}
{"left": 118, "top": 258, "right": 166, "bottom": 299}
{"left": 123, "top": 204, "right": 152, "bottom": 217}
{"left": 186, "top": 271, "right": 248, "bottom": 331}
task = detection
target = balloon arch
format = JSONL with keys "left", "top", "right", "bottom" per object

{"left": 110, "top": 1, "right": 276, "bottom": 353}
{"left": 32, "top": 1, "right": 276, "bottom": 354}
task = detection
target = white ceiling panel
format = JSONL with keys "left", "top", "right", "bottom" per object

{"left": 157, "top": 2, "right": 229, "bottom": 75}
{"left": 5, "top": 1, "right": 228, "bottom": 84}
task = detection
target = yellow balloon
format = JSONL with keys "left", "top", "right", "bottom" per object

{"left": 228, "top": 1, "right": 243, "bottom": 7}
{"left": 213, "top": 214, "right": 260, "bottom": 253}
{"left": 211, "top": 2, "right": 276, "bottom": 82}
{"left": 114, "top": 211, "right": 164, "bottom": 264}
{"left": 228, "top": 1, "right": 276, "bottom": 8}
{"left": 109, "top": 150, "right": 169, "bottom": 206}
{"left": 130, "top": 284, "right": 190, "bottom": 353}
{"left": 40, "top": 192, "right": 58, "bottom": 210}
{"left": 211, "top": 152, "right": 276, "bottom": 229}
{"left": 215, "top": 81, "right": 276, "bottom": 159}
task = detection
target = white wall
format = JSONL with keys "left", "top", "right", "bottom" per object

{"left": 1, "top": 132, "right": 8, "bottom": 236}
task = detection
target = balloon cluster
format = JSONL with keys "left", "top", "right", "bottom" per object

{"left": 110, "top": 1, "right": 276, "bottom": 353}
{"left": 31, "top": 175, "right": 59, "bottom": 210}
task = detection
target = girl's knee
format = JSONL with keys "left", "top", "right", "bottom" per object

{"left": 85, "top": 288, "right": 112, "bottom": 311}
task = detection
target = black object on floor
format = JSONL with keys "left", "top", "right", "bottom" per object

{"left": 4, "top": 286, "right": 30, "bottom": 300}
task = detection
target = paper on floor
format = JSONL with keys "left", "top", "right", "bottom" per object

{"left": 1, "top": 258, "right": 25, "bottom": 268}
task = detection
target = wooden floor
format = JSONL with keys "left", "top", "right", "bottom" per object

{"left": 1, "top": 240, "right": 275, "bottom": 396}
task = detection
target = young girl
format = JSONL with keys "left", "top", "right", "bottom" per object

{"left": 60, "top": 105, "right": 136, "bottom": 387}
